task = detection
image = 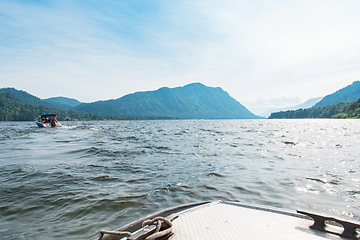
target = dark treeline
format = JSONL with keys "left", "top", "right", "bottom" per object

{"left": 269, "top": 99, "right": 360, "bottom": 119}
{"left": 332, "top": 99, "right": 360, "bottom": 119}
{"left": 0, "top": 92, "right": 173, "bottom": 121}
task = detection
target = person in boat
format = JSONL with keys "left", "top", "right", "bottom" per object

{"left": 51, "top": 117, "right": 56, "bottom": 127}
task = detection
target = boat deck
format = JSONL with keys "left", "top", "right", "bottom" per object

{"left": 94, "top": 201, "right": 359, "bottom": 240}
{"left": 171, "top": 201, "right": 344, "bottom": 240}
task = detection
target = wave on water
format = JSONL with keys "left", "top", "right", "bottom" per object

{"left": 0, "top": 119, "right": 359, "bottom": 239}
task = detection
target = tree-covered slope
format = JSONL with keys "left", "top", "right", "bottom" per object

{"left": 332, "top": 99, "right": 360, "bottom": 119}
{"left": 312, "top": 80, "right": 360, "bottom": 108}
{"left": 0, "top": 87, "right": 54, "bottom": 108}
{"left": 0, "top": 92, "right": 172, "bottom": 121}
{"left": 74, "top": 83, "right": 261, "bottom": 119}
{"left": 0, "top": 92, "right": 55, "bottom": 121}
{"left": 268, "top": 101, "right": 351, "bottom": 119}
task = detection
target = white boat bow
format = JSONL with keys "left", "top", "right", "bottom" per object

{"left": 92, "top": 201, "right": 360, "bottom": 240}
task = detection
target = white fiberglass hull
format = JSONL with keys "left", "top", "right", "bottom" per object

{"left": 36, "top": 121, "right": 61, "bottom": 128}
{"left": 93, "top": 201, "right": 360, "bottom": 240}
{"left": 170, "top": 201, "right": 346, "bottom": 240}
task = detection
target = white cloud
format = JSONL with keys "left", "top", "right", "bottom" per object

{"left": 243, "top": 96, "right": 301, "bottom": 109}
{"left": 1, "top": 0, "right": 360, "bottom": 107}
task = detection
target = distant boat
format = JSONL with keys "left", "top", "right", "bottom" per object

{"left": 35, "top": 113, "right": 61, "bottom": 128}
{"left": 93, "top": 200, "right": 360, "bottom": 240}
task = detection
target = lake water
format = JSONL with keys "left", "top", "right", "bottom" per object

{"left": 0, "top": 119, "right": 359, "bottom": 239}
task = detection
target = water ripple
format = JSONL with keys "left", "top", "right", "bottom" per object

{"left": 0, "top": 119, "right": 359, "bottom": 239}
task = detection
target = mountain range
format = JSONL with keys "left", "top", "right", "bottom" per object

{"left": 72, "top": 83, "right": 261, "bottom": 119}
{"left": 1, "top": 81, "right": 360, "bottom": 121}
{"left": 0, "top": 83, "right": 262, "bottom": 120}
{"left": 312, "top": 80, "right": 360, "bottom": 108}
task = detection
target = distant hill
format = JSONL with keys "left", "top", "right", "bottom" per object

{"left": 74, "top": 83, "right": 262, "bottom": 119}
{"left": 261, "top": 97, "right": 322, "bottom": 117}
{"left": 43, "top": 97, "right": 82, "bottom": 110}
{"left": 0, "top": 88, "right": 85, "bottom": 110}
{"left": 0, "top": 91, "right": 99, "bottom": 121}
{"left": 268, "top": 80, "right": 360, "bottom": 119}
{"left": 269, "top": 98, "right": 360, "bottom": 119}
{"left": 0, "top": 92, "right": 53, "bottom": 121}
{"left": 268, "top": 101, "right": 349, "bottom": 119}
{"left": 0, "top": 87, "right": 54, "bottom": 108}
{"left": 332, "top": 99, "right": 360, "bottom": 119}
{"left": 0, "top": 92, "right": 171, "bottom": 121}
{"left": 312, "top": 80, "right": 360, "bottom": 108}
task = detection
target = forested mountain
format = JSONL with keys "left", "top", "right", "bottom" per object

{"left": 43, "top": 97, "right": 82, "bottom": 110}
{"left": 1, "top": 83, "right": 261, "bottom": 119}
{"left": 269, "top": 99, "right": 360, "bottom": 119}
{"left": 0, "top": 92, "right": 171, "bottom": 121}
{"left": 268, "top": 81, "right": 360, "bottom": 119}
{"left": 0, "top": 92, "right": 52, "bottom": 121}
{"left": 332, "top": 99, "right": 360, "bottom": 119}
{"left": 0, "top": 88, "right": 82, "bottom": 110}
{"left": 312, "top": 80, "right": 360, "bottom": 108}
{"left": 0, "top": 87, "right": 54, "bottom": 108}
{"left": 0, "top": 92, "right": 101, "bottom": 121}
{"left": 268, "top": 102, "right": 350, "bottom": 119}
{"left": 74, "top": 83, "right": 261, "bottom": 119}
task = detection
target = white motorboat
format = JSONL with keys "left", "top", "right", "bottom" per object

{"left": 93, "top": 200, "right": 360, "bottom": 240}
{"left": 35, "top": 113, "right": 61, "bottom": 128}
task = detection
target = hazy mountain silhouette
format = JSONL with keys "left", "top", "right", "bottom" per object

{"left": 261, "top": 97, "right": 323, "bottom": 117}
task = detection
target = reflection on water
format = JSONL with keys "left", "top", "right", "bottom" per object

{"left": 0, "top": 119, "right": 359, "bottom": 239}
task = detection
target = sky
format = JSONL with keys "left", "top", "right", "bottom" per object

{"left": 1, "top": 0, "right": 360, "bottom": 115}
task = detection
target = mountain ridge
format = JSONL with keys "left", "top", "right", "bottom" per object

{"left": 312, "top": 80, "right": 360, "bottom": 108}
{"left": 74, "top": 83, "right": 262, "bottom": 119}
{"left": 268, "top": 80, "right": 360, "bottom": 119}
{"left": 43, "top": 96, "right": 83, "bottom": 110}
{"left": 1, "top": 83, "right": 262, "bottom": 119}
{"left": 0, "top": 92, "right": 169, "bottom": 121}
{"left": 0, "top": 87, "right": 55, "bottom": 108}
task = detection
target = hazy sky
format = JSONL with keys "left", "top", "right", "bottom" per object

{"left": 1, "top": 0, "right": 360, "bottom": 115}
